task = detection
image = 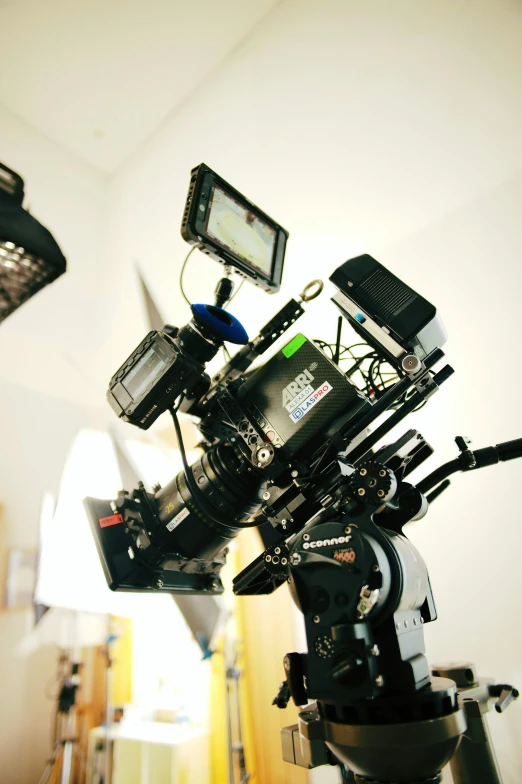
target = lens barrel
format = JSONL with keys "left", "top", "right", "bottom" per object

{"left": 154, "top": 443, "right": 264, "bottom": 560}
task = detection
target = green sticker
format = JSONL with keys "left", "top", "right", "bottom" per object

{"left": 282, "top": 333, "right": 307, "bottom": 358}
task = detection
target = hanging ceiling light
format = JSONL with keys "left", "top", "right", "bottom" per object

{"left": 0, "top": 161, "right": 66, "bottom": 323}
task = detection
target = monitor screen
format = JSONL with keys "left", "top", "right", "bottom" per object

{"left": 123, "top": 345, "right": 167, "bottom": 399}
{"left": 206, "top": 184, "right": 276, "bottom": 277}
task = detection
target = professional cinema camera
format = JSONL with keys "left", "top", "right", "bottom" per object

{"left": 85, "top": 164, "right": 522, "bottom": 784}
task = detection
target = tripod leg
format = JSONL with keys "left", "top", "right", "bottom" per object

{"left": 61, "top": 739, "right": 74, "bottom": 784}
{"left": 340, "top": 765, "right": 355, "bottom": 783}
{"left": 449, "top": 698, "right": 502, "bottom": 784}
{"left": 38, "top": 744, "right": 63, "bottom": 784}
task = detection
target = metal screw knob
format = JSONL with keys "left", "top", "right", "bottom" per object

{"left": 402, "top": 354, "right": 422, "bottom": 373}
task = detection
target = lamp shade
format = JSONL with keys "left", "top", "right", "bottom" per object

{"left": 0, "top": 162, "right": 66, "bottom": 322}
{"left": 34, "top": 429, "right": 138, "bottom": 616}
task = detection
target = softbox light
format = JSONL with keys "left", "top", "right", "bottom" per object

{"left": 0, "top": 162, "right": 66, "bottom": 322}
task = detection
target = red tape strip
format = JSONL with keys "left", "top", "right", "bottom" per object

{"left": 99, "top": 513, "right": 124, "bottom": 528}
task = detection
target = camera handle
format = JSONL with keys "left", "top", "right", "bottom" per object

{"left": 417, "top": 437, "right": 522, "bottom": 500}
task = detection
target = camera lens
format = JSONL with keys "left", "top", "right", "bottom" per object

{"left": 154, "top": 443, "right": 264, "bottom": 560}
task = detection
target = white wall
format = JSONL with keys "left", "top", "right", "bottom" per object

{"left": 104, "top": 1, "right": 522, "bottom": 781}
{"left": 386, "top": 172, "right": 522, "bottom": 782}
{"left": 0, "top": 104, "right": 109, "bottom": 783}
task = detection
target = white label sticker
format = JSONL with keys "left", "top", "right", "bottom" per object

{"left": 289, "top": 381, "right": 332, "bottom": 423}
{"left": 166, "top": 506, "right": 190, "bottom": 532}
{"left": 285, "top": 384, "right": 314, "bottom": 413}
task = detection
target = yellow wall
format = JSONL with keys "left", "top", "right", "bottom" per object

{"left": 235, "top": 529, "right": 309, "bottom": 784}
{"left": 210, "top": 640, "right": 229, "bottom": 784}
{"left": 110, "top": 617, "right": 133, "bottom": 706}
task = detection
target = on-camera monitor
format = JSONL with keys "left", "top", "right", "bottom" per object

{"left": 206, "top": 185, "right": 276, "bottom": 277}
{"left": 181, "top": 164, "right": 288, "bottom": 293}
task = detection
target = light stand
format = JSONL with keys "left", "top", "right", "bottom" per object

{"left": 38, "top": 650, "right": 82, "bottom": 784}
{"left": 224, "top": 637, "right": 250, "bottom": 784}
{"left": 97, "top": 628, "right": 116, "bottom": 784}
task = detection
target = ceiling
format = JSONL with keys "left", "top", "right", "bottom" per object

{"left": 0, "top": 0, "right": 280, "bottom": 172}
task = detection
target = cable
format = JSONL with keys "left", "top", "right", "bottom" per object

{"left": 227, "top": 277, "right": 245, "bottom": 306}
{"left": 314, "top": 337, "right": 429, "bottom": 413}
{"left": 180, "top": 246, "right": 245, "bottom": 309}
{"left": 179, "top": 246, "right": 198, "bottom": 306}
{"left": 169, "top": 406, "right": 259, "bottom": 529}
{"left": 307, "top": 337, "right": 433, "bottom": 476}
{"left": 173, "top": 393, "right": 185, "bottom": 413}
{"left": 44, "top": 655, "right": 66, "bottom": 700}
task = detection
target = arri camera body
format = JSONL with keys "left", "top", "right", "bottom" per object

{"left": 85, "top": 166, "right": 521, "bottom": 784}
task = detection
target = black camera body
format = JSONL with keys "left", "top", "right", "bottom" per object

{"left": 236, "top": 335, "right": 368, "bottom": 461}
{"left": 88, "top": 253, "right": 449, "bottom": 605}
